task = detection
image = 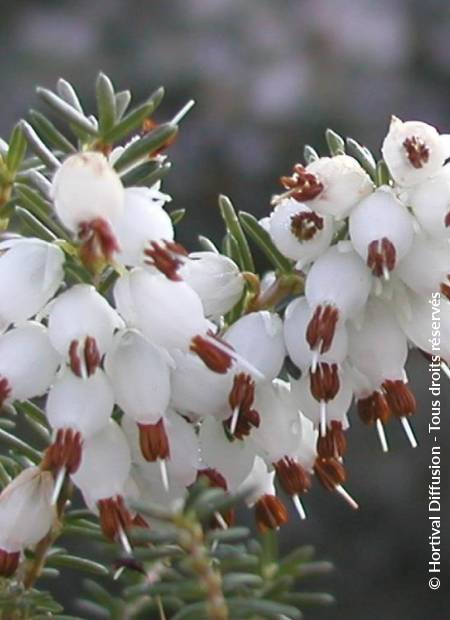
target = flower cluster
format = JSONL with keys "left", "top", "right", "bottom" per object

{"left": 0, "top": 113, "right": 448, "bottom": 580}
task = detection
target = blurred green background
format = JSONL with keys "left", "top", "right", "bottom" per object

{"left": 1, "top": 1, "right": 449, "bottom": 617}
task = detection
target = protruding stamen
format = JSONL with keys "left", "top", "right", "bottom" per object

{"left": 290, "top": 211, "right": 324, "bottom": 241}
{"left": 317, "top": 420, "right": 347, "bottom": 458}
{"left": 225, "top": 373, "right": 260, "bottom": 439}
{"left": 277, "top": 164, "right": 324, "bottom": 203}
{"left": 382, "top": 380, "right": 416, "bottom": 418}
{"left": 310, "top": 363, "right": 340, "bottom": 404}
{"left": 229, "top": 407, "right": 240, "bottom": 435}
{"left": 98, "top": 495, "right": 133, "bottom": 544}
{"left": 292, "top": 494, "right": 307, "bottom": 520}
{"left": 191, "top": 334, "right": 234, "bottom": 374}
{"left": 41, "top": 428, "right": 83, "bottom": 475}
{"left": 357, "top": 391, "right": 391, "bottom": 426}
{"left": 118, "top": 525, "right": 132, "bottom": 555}
{"left": 320, "top": 401, "right": 327, "bottom": 438}
{"left": 375, "top": 419, "right": 389, "bottom": 453}
{"left": 335, "top": 484, "right": 359, "bottom": 510}
{"left": 214, "top": 512, "right": 228, "bottom": 530}
{"left": 144, "top": 240, "right": 187, "bottom": 281}
{"left": 441, "top": 361, "right": 450, "bottom": 381}
{"left": 274, "top": 457, "right": 311, "bottom": 497}
{"left": 69, "top": 337, "right": 101, "bottom": 378}
{"left": 171, "top": 99, "right": 195, "bottom": 125}
{"left": 159, "top": 459, "right": 169, "bottom": 492}
{"left": 400, "top": 416, "right": 418, "bottom": 448}
{"left": 78, "top": 217, "right": 120, "bottom": 271}
{"left": 51, "top": 467, "right": 66, "bottom": 506}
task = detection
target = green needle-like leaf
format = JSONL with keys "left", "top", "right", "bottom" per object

{"left": 36, "top": 87, "right": 98, "bottom": 136}
{"left": 46, "top": 554, "right": 109, "bottom": 577}
{"left": 96, "top": 72, "right": 117, "bottom": 135}
{"left": 29, "top": 110, "right": 76, "bottom": 154}
{"left": 238, "top": 211, "right": 293, "bottom": 273}
{"left": 219, "top": 194, "right": 255, "bottom": 272}
{"left": 113, "top": 123, "right": 177, "bottom": 172}
{"left": 103, "top": 86, "right": 164, "bottom": 143}
{"left": 325, "top": 128, "right": 345, "bottom": 156}
{"left": 6, "top": 123, "right": 27, "bottom": 174}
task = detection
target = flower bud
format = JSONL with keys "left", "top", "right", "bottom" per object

{"left": 51, "top": 152, "right": 124, "bottom": 232}
{"left": 349, "top": 187, "right": 414, "bottom": 278}
{"left": 105, "top": 329, "right": 172, "bottom": 425}
{"left": 180, "top": 251, "right": 244, "bottom": 319}
{"left": 0, "top": 322, "right": 60, "bottom": 406}
{"left": 0, "top": 238, "right": 64, "bottom": 328}
{"left": 115, "top": 187, "right": 174, "bottom": 267}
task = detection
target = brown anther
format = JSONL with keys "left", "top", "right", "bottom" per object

{"left": 138, "top": 419, "right": 170, "bottom": 461}
{"left": 0, "top": 376, "right": 12, "bottom": 408}
{"left": 274, "top": 457, "right": 311, "bottom": 496}
{"left": 367, "top": 237, "right": 396, "bottom": 277}
{"left": 41, "top": 428, "right": 83, "bottom": 475}
{"left": 254, "top": 494, "right": 289, "bottom": 533}
{"left": 445, "top": 212, "right": 450, "bottom": 228}
{"left": 190, "top": 334, "right": 233, "bottom": 374}
{"left": 97, "top": 495, "right": 133, "bottom": 543}
{"left": 382, "top": 380, "right": 416, "bottom": 418}
{"left": 78, "top": 217, "right": 120, "bottom": 271}
{"left": 290, "top": 211, "right": 324, "bottom": 241}
{"left": 197, "top": 468, "right": 228, "bottom": 491}
{"left": 144, "top": 240, "right": 187, "bottom": 281}
{"left": 317, "top": 421, "right": 347, "bottom": 459}
{"left": 357, "top": 391, "right": 391, "bottom": 426}
{"left": 0, "top": 549, "right": 20, "bottom": 578}
{"left": 403, "top": 136, "right": 430, "bottom": 169}
{"left": 309, "top": 363, "right": 340, "bottom": 402}
{"left": 306, "top": 304, "right": 339, "bottom": 354}
{"left": 132, "top": 513, "right": 150, "bottom": 529}
{"left": 314, "top": 456, "right": 346, "bottom": 491}
{"left": 224, "top": 373, "right": 260, "bottom": 439}
{"left": 280, "top": 164, "right": 324, "bottom": 201}
{"left": 84, "top": 336, "right": 101, "bottom": 376}
{"left": 113, "top": 557, "right": 146, "bottom": 575}
{"left": 69, "top": 337, "right": 101, "bottom": 377}
{"left": 142, "top": 119, "right": 178, "bottom": 155}
{"left": 440, "top": 278, "right": 450, "bottom": 301}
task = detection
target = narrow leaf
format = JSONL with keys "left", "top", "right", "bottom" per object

{"left": 325, "top": 128, "right": 345, "bottom": 156}
{"left": 57, "top": 78, "right": 84, "bottom": 113}
{"left": 114, "top": 123, "right": 177, "bottom": 172}
{"left": 47, "top": 554, "right": 109, "bottom": 576}
{"left": 20, "top": 121, "right": 60, "bottom": 170}
{"left": 303, "top": 144, "right": 319, "bottom": 163}
{"left": 170, "top": 208, "right": 186, "bottom": 225}
{"left": 346, "top": 137, "right": 377, "bottom": 180}
{"left": 115, "top": 90, "right": 131, "bottom": 120}
{"left": 36, "top": 87, "right": 97, "bottom": 136}
{"left": 238, "top": 211, "right": 293, "bottom": 273}
{"left": 219, "top": 195, "right": 255, "bottom": 272}
{"left": 6, "top": 123, "right": 27, "bottom": 173}
{"left": 103, "top": 86, "right": 164, "bottom": 143}
{"left": 0, "top": 428, "right": 41, "bottom": 462}
{"left": 96, "top": 73, "right": 117, "bottom": 134}
{"left": 29, "top": 110, "right": 76, "bottom": 154}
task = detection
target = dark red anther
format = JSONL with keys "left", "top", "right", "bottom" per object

{"left": 224, "top": 373, "right": 260, "bottom": 439}
{"left": 382, "top": 380, "right": 416, "bottom": 418}
{"left": 196, "top": 468, "right": 235, "bottom": 527}
{"left": 306, "top": 304, "right": 339, "bottom": 354}
{"left": 357, "top": 391, "right": 391, "bottom": 426}
{"left": 314, "top": 456, "right": 347, "bottom": 491}
{"left": 0, "top": 549, "right": 20, "bottom": 578}
{"left": 144, "top": 240, "right": 187, "bottom": 281}
{"left": 138, "top": 418, "right": 170, "bottom": 461}
{"left": 309, "top": 363, "right": 340, "bottom": 403}
{"left": 98, "top": 495, "right": 133, "bottom": 543}
{"left": 280, "top": 164, "right": 324, "bottom": 201}
{"left": 317, "top": 421, "right": 347, "bottom": 459}
{"left": 69, "top": 337, "right": 101, "bottom": 377}
{"left": 403, "top": 136, "right": 430, "bottom": 169}
{"left": 41, "top": 427, "right": 83, "bottom": 475}
{"left": 367, "top": 237, "right": 396, "bottom": 277}
{"left": 290, "top": 211, "right": 324, "bottom": 241}
{"left": 445, "top": 212, "right": 450, "bottom": 228}
{"left": 78, "top": 217, "right": 120, "bottom": 270}
{"left": 0, "top": 376, "right": 12, "bottom": 408}
{"left": 190, "top": 334, "right": 233, "bottom": 374}
{"left": 254, "top": 494, "right": 289, "bottom": 533}
{"left": 274, "top": 457, "right": 311, "bottom": 497}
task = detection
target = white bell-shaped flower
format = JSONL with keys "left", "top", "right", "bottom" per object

{"left": 408, "top": 165, "right": 450, "bottom": 240}
{"left": 349, "top": 186, "right": 414, "bottom": 279}
{"left": 268, "top": 198, "right": 333, "bottom": 266}
{"left": 47, "top": 284, "right": 123, "bottom": 376}
{"left": 396, "top": 234, "right": 450, "bottom": 300}
{"left": 170, "top": 350, "right": 233, "bottom": 420}
{"left": 238, "top": 456, "right": 288, "bottom": 533}
{"left": 291, "top": 369, "right": 352, "bottom": 431}
{"left": 283, "top": 296, "right": 348, "bottom": 371}
{"left": 348, "top": 298, "right": 407, "bottom": 386}
{"left": 0, "top": 322, "right": 60, "bottom": 405}
{"left": 0, "top": 467, "right": 54, "bottom": 556}
{"left": 72, "top": 420, "right": 131, "bottom": 502}
{"left": 223, "top": 311, "right": 286, "bottom": 381}
{"left": 105, "top": 329, "right": 172, "bottom": 425}
{"left": 305, "top": 244, "right": 372, "bottom": 353}
{"left": 199, "top": 416, "right": 255, "bottom": 492}
{"left": 115, "top": 187, "right": 174, "bottom": 267}
{"left": 114, "top": 269, "right": 208, "bottom": 351}
{"left": 306, "top": 155, "right": 373, "bottom": 218}
{"left": 51, "top": 152, "right": 124, "bottom": 232}
{"left": 0, "top": 238, "right": 64, "bottom": 329}
{"left": 381, "top": 117, "right": 449, "bottom": 186}
{"left": 250, "top": 380, "right": 302, "bottom": 464}
{"left": 180, "top": 251, "right": 244, "bottom": 319}
{"left": 46, "top": 368, "right": 114, "bottom": 438}
{"left": 131, "top": 463, "right": 187, "bottom": 517}
{"left": 122, "top": 410, "right": 199, "bottom": 488}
